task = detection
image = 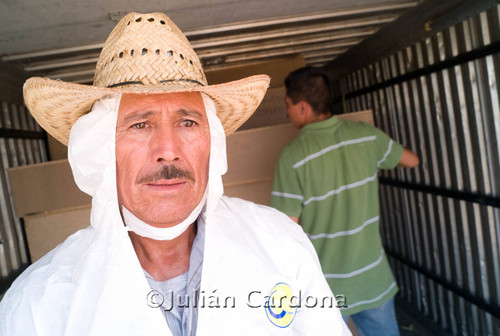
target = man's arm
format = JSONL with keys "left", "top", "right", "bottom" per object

{"left": 289, "top": 216, "right": 299, "bottom": 223}
{"left": 398, "top": 147, "right": 420, "bottom": 168}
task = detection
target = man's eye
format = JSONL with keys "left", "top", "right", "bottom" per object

{"left": 132, "top": 122, "right": 147, "bottom": 129}
{"left": 182, "top": 120, "right": 196, "bottom": 127}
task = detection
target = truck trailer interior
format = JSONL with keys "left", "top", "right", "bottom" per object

{"left": 0, "top": 0, "right": 499, "bottom": 335}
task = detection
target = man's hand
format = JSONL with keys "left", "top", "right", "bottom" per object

{"left": 289, "top": 216, "right": 299, "bottom": 223}
{"left": 398, "top": 147, "right": 420, "bottom": 168}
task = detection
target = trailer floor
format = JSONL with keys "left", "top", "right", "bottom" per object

{"left": 346, "top": 296, "right": 452, "bottom": 336}
{"left": 395, "top": 296, "right": 452, "bottom": 336}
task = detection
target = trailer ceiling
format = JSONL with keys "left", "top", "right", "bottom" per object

{"left": 0, "top": 0, "right": 421, "bottom": 84}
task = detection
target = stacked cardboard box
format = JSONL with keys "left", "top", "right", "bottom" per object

{"left": 8, "top": 160, "right": 91, "bottom": 261}
{"left": 224, "top": 124, "right": 299, "bottom": 205}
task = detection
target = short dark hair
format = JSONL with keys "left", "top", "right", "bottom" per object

{"left": 284, "top": 66, "right": 332, "bottom": 115}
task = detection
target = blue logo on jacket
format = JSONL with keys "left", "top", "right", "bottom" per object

{"left": 265, "top": 282, "right": 297, "bottom": 328}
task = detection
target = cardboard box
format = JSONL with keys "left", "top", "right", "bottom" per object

{"left": 225, "top": 179, "right": 273, "bottom": 206}
{"left": 239, "top": 87, "right": 289, "bottom": 131}
{"left": 225, "top": 124, "right": 299, "bottom": 185}
{"left": 47, "top": 134, "right": 68, "bottom": 160}
{"left": 339, "top": 110, "right": 374, "bottom": 125}
{"left": 8, "top": 159, "right": 91, "bottom": 217}
{"left": 24, "top": 205, "right": 91, "bottom": 262}
{"left": 205, "top": 56, "right": 305, "bottom": 88}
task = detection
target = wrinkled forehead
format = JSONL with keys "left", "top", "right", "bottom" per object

{"left": 117, "top": 92, "right": 207, "bottom": 121}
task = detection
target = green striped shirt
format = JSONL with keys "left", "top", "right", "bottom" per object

{"left": 271, "top": 116, "right": 403, "bottom": 315}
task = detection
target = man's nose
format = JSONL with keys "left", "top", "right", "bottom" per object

{"left": 149, "top": 126, "right": 181, "bottom": 163}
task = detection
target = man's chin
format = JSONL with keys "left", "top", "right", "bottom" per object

{"left": 136, "top": 209, "right": 197, "bottom": 228}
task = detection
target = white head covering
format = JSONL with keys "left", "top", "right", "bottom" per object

{"left": 68, "top": 93, "right": 227, "bottom": 239}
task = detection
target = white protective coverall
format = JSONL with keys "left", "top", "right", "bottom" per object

{"left": 0, "top": 94, "right": 350, "bottom": 335}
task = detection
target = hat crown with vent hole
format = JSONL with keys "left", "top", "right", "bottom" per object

{"left": 95, "top": 13, "right": 207, "bottom": 89}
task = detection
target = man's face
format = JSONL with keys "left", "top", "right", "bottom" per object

{"left": 116, "top": 92, "right": 210, "bottom": 227}
{"left": 284, "top": 95, "right": 304, "bottom": 129}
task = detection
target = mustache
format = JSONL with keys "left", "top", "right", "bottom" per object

{"left": 137, "top": 165, "right": 195, "bottom": 184}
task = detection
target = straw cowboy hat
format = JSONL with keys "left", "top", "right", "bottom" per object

{"left": 23, "top": 12, "right": 270, "bottom": 145}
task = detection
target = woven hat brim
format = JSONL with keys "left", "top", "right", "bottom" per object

{"left": 23, "top": 75, "right": 271, "bottom": 145}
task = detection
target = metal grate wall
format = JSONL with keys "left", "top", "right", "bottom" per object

{"left": 0, "top": 101, "right": 47, "bottom": 296}
{"left": 340, "top": 4, "right": 500, "bottom": 336}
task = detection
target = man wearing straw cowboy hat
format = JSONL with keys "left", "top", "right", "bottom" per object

{"left": 0, "top": 12, "right": 350, "bottom": 336}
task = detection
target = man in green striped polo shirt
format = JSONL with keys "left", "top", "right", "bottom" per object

{"left": 271, "top": 66, "right": 419, "bottom": 335}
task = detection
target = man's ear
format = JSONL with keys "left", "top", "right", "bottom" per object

{"left": 299, "top": 101, "right": 313, "bottom": 118}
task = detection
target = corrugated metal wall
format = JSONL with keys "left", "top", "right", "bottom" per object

{"left": 0, "top": 101, "right": 47, "bottom": 295}
{"left": 340, "top": 4, "right": 500, "bottom": 336}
